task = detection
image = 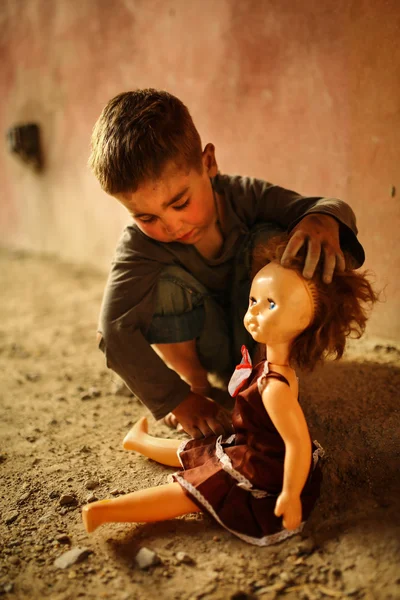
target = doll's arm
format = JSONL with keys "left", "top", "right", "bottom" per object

{"left": 262, "top": 380, "right": 312, "bottom": 530}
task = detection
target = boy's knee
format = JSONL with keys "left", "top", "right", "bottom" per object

{"left": 96, "top": 331, "right": 104, "bottom": 350}
{"left": 154, "top": 266, "right": 207, "bottom": 316}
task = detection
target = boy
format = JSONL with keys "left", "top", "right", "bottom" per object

{"left": 90, "top": 89, "right": 364, "bottom": 439}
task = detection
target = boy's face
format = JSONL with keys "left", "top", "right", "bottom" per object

{"left": 116, "top": 145, "right": 219, "bottom": 245}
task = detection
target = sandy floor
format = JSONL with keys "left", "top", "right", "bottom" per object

{"left": 0, "top": 249, "right": 399, "bottom": 600}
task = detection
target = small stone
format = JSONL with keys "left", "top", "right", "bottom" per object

{"left": 49, "top": 490, "right": 60, "bottom": 499}
{"left": 5, "top": 511, "right": 19, "bottom": 525}
{"left": 88, "top": 387, "right": 101, "bottom": 397}
{"left": 110, "top": 489, "right": 120, "bottom": 496}
{"left": 212, "top": 535, "right": 221, "bottom": 542}
{"left": 59, "top": 494, "right": 78, "bottom": 506}
{"left": 0, "top": 454, "right": 7, "bottom": 463}
{"left": 55, "top": 395, "right": 67, "bottom": 401}
{"left": 9, "top": 556, "right": 20, "bottom": 565}
{"left": 296, "top": 538, "right": 316, "bottom": 555}
{"left": 85, "top": 479, "right": 99, "bottom": 490}
{"left": 18, "top": 491, "right": 31, "bottom": 503}
{"left": 38, "top": 512, "right": 54, "bottom": 523}
{"left": 279, "top": 571, "right": 294, "bottom": 584}
{"left": 135, "top": 547, "right": 161, "bottom": 569}
{"left": 176, "top": 551, "right": 195, "bottom": 565}
{"left": 81, "top": 387, "right": 101, "bottom": 401}
{"left": 86, "top": 494, "right": 98, "bottom": 503}
{"left": 56, "top": 534, "right": 71, "bottom": 544}
{"left": 54, "top": 547, "right": 92, "bottom": 569}
{"left": 2, "top": 583, "right": 14, "bottom": 593}
{"left": 80, "top": 445, "right": 91, "bottom": 454}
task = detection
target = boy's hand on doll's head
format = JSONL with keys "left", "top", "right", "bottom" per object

{"left": 172, "top": 392, "right": 233, "bottom": 439}
{"left": 274, "top": 491, "right": 302, "bottom": 531}
{"left": 281, "top": 214, "right": 346, "bottom": 284}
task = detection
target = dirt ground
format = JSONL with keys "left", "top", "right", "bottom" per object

{"left": 0, "top": 249, "right": 399, "bottom": 600}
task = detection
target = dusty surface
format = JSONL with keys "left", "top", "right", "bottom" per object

{"left": 0, "top": 249, "right": 399, "bottom": 600}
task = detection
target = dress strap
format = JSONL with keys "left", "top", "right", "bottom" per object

{"left": 257, "top": 361, "right": 290, "bottom": 394}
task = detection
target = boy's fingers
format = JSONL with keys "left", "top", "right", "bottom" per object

{"left": 280, "top": 232, "right": 305, "bottom": 266}
{"left": 302, "top": 238, "right": 321, "bottom": 279}
{"left": 336, "top": 250, "right": 346, "bottom": 272}
{"left": 321, "top": 247, "right": 337, "bottom": 284}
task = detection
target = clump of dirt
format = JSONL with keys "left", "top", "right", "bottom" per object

{"left": 0, "top": 250, "right": 399, "bottom": 600}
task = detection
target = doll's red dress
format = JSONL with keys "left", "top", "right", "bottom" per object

{"left": 173, "top": 353, "right": 323, "bottom": 546}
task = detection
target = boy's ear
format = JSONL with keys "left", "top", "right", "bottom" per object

{"left": 202, "top": 143, "right": 218, "bottom": 177}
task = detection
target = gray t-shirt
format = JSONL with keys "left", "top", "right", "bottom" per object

{"left": 99, "top": 174, "right": 364, "bottom": 419}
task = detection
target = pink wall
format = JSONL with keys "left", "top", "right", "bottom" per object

{"left": 0, "top": 0, "right": 399, "bottom": 339}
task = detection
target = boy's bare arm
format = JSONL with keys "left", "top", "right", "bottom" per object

{"left": 171, "top": 392, "right": 233, "bottom": 438}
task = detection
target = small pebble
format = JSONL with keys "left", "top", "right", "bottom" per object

{"left": 55, "top": 395, "right": 67, "bottom": 401}
{"left": 5, "top": 511, "right": 19, "bottom": 525}
{"left": 85, "top": 479, "right": 99, "bottom": 490}
{"left": 18, "top": 491, "right": 31, "bottom": 503}
{"left": 176, "top": 551, "right": 195, "bottom": 565}
{"left": 86, "top": 494, "right": 98, "bottom": 503}
{"left": 59, "top": 494, "right": 78, "bottom": 506}
{"left": 135, "top": 547, "right": 161, "bottom": 570}
{"left": 54, "top": 547, "right": 92, "bottom": 569}
{"left": 56, "top": 534, "right": 71, "bottom": 544}
{"left": 296, "top": 538, "right": 316, "bottom": 555}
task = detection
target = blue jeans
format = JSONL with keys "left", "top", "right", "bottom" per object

{"left": 145, "top": 224, "right": 282, "bottom": 377}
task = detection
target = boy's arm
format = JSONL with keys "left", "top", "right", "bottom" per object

{"left": 228, "top": 176, "right": 365, "bottom": 282}
{"left": 255, "top": 180, "right": 365, "bottom": 282}
{"left": 99, "top": 231, "right": 232, "bottom": 435}
{"left": 99, "top": 326, "right": 231, "bottom": 436}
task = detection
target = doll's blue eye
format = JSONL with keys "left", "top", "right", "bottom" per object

{"left": 268, "top": 299, "right": 276, "bottom": 310}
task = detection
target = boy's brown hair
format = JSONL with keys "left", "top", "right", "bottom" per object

{"left": 253, "top": 235, "right": 378, "bottom": 371}
{"left": 89, "top": 89, "right": 203, "bottom": 195}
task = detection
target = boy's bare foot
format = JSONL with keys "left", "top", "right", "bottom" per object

{"left": 123, "top": 416, "right": 150, "bottom": 449}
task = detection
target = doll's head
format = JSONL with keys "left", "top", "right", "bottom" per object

{"left": 244, "top": 261, "right": 316, "bottom": 347}
{"left": 250, "top": 235, "right": 378, "bottom": 370}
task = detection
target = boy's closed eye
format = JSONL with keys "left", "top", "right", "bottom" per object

{"left": 173, "top": 198, "right": 190, "bottom": 211}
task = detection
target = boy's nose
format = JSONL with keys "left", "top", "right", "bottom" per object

{"left": 164, "top": 219, "right": 181, "bottom": 235}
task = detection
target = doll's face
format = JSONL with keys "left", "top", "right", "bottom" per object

{"left": 244, "top": 261, "right": 314, "bottom": 345}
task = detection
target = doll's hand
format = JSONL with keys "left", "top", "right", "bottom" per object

{"left": 274, "top": 491, "right": 302, "bottom": 531}
{"left": 281, "top": 214, "right": 346, "bottom": 284}
{"left": 172, "top": 391, "right": 233, "bottom": 439}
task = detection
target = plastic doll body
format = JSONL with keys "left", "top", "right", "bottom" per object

{"left": 82, "top": 261, "right": 318, "bottom": 537}
{"left": 82, "top": 482, "right": 200, "bottom": 533}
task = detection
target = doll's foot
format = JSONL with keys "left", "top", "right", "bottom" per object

{"left": 123, "top": 416, "right": 150, "bottom": 450}
{"left": 82, "top": 500, "right": 111, "bottom": 533}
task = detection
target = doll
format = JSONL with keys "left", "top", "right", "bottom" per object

{"left": 82, "top": 236, "right": 377, "bottom": 546}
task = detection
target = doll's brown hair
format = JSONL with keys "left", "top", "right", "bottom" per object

{"left": 252, "top": 235, "right": 378, "bottom": 371}
{"left": 89, "top": 89, "right": 203, "bottom": 195}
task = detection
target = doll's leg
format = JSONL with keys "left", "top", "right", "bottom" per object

{"left": 123, "top": 417, "right": 182, "bottom": 467}
{"left": 82, "top": 482, "right": 201, "bottom": 533}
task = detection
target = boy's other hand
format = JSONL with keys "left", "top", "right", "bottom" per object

{"left": 172, "top": 392, "right": 233, "bottom": 439}
{"left": 281, "top": 214, "right": 345, "bottom": 284}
